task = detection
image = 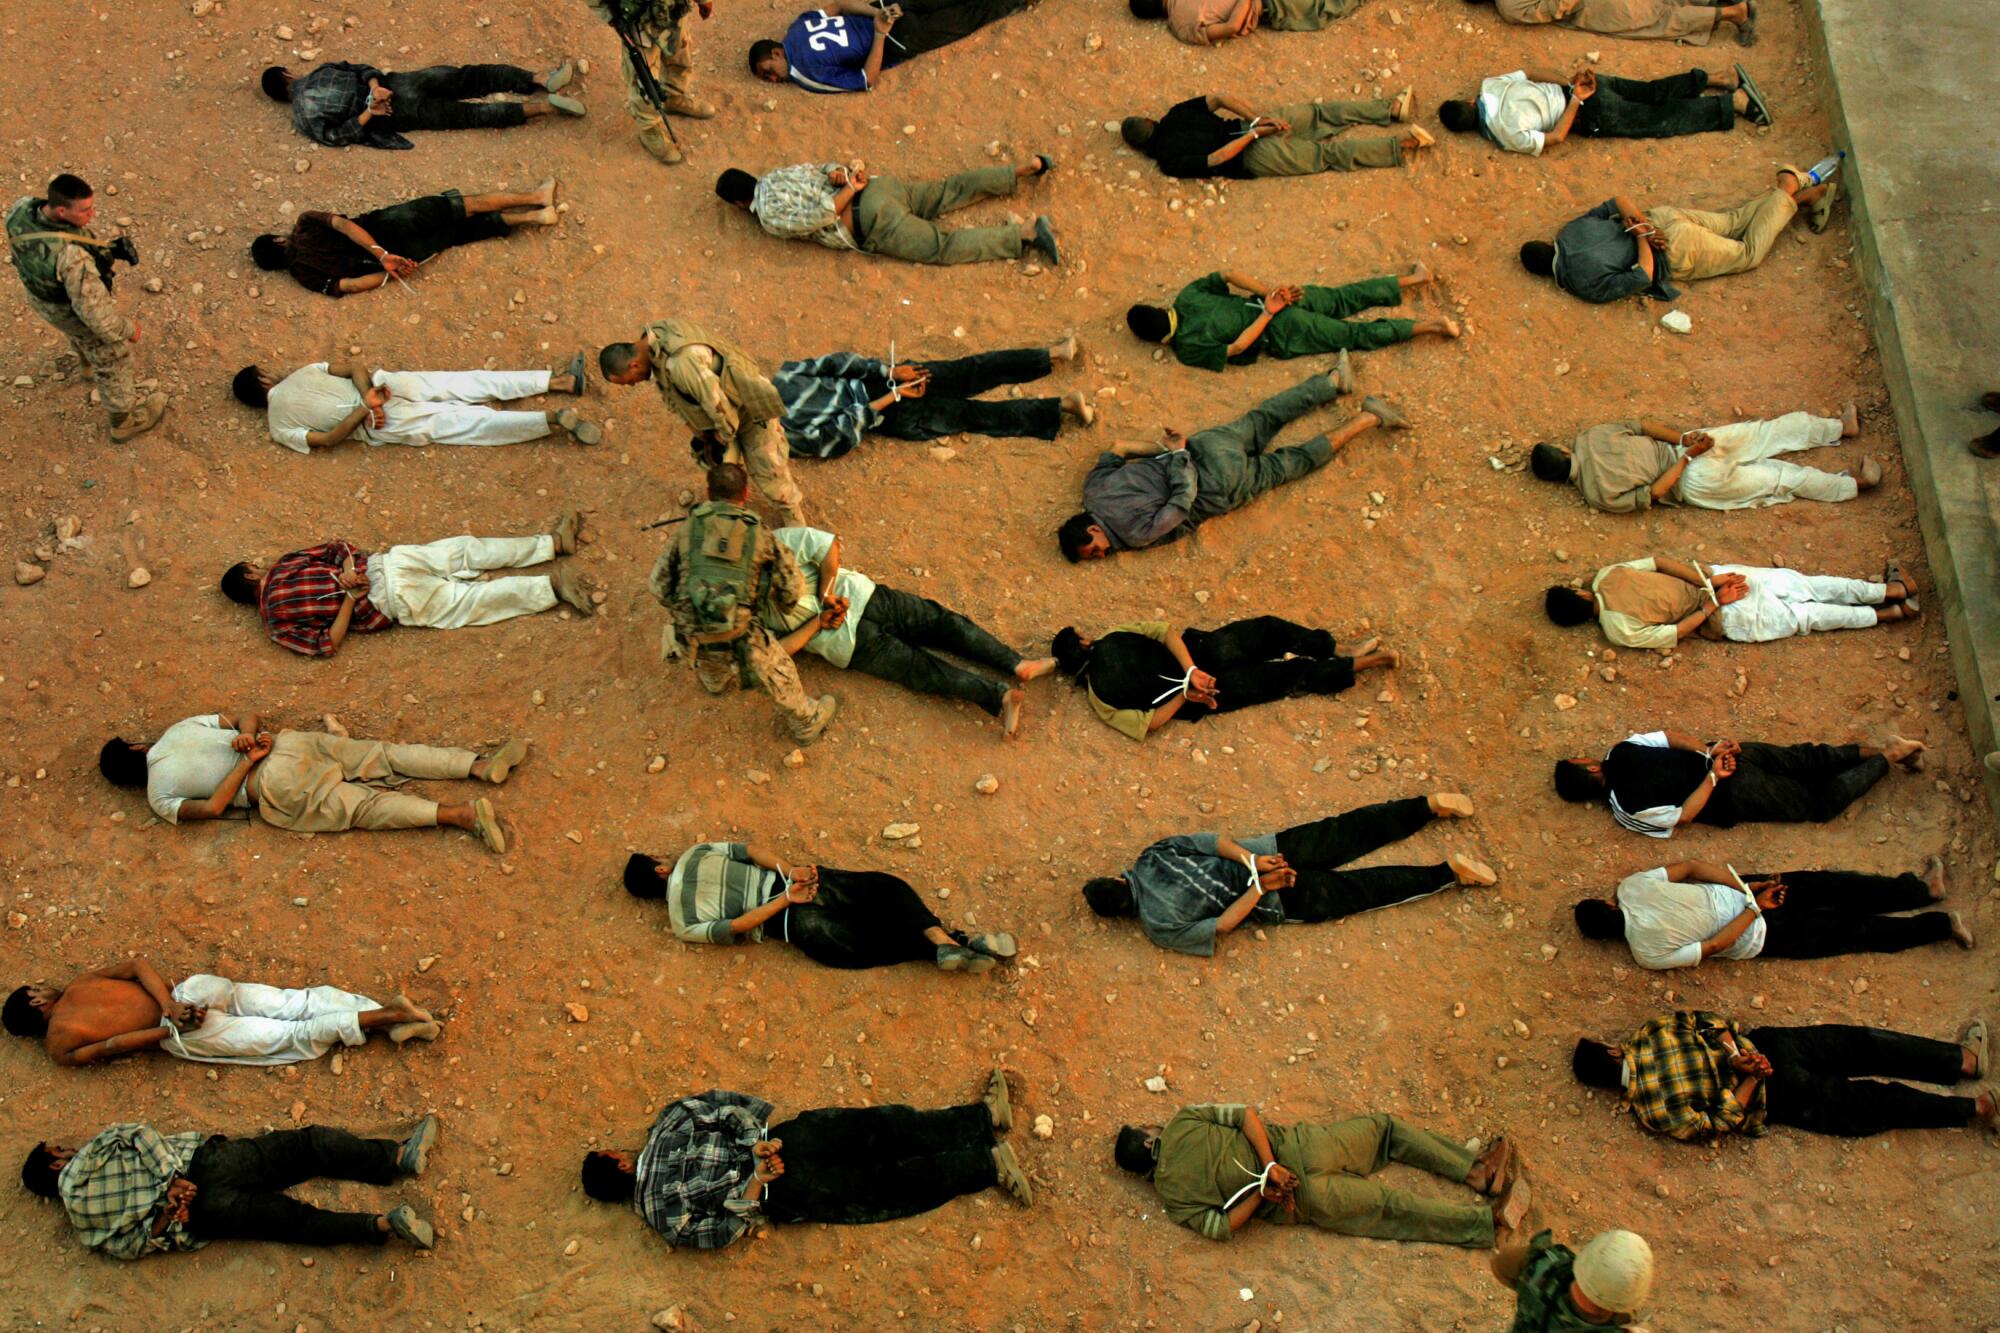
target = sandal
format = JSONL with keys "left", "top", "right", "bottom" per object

{"left": 563, "top": 350, "right": 587, "bottom": 396}
{"left": 1734, "top": 63, "right": 1773, "bottom": 126}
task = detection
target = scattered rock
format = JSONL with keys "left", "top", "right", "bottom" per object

{"left": 1553, "top": 693, "right": 1577, "bottom": 711}
{"left": 1660, "top": 309, "right": 1693, "bottom": 335}
{"left": 143, "top": 276, "right": 163, "bottom": 293}
{"left": 975, "top": 774, "right": 999, "bottom": 794}
{"left": 1750, "top": 993, "right": 1767, "bottom": 1010}
{"left": 275, "top": 23, "right": 294, "bottom": 39}
{"left": 783, "top": 748, "right": 806, "bottom": 768}
{"left": 1142, "top": 1075, "right": 1168, "bottom": 1093}
{"left": 127, "top": 567, "right": 151, "bottom": 589}
{"left": 563, "top": 1239, "right": 581, "bottom": 1256}
{"left": 647, "top": 754, "right": 667, "bottom": 773}
{"left": 652, "top": 1308, "right": 691, "bottom": 1332}
{"left": 417, "top": 954, "right": 438, "bottom": 973}
{"left": 1654, "top": 1179, "right": 1671, "bottom": 1199}
{"left": 1032, "top": 1114, "right": 1055, "bottom": 1139}
{"left": 1451, "top": 1001, "right": 1466, "bottom": 1018}
{"left": 11, "top": 375, "right": 32, "bottom": 388}
{"left": 882, "top": 822, "right": 921, "bottom": 841}
{"left": 565, "top": 1002, "right": 590, "bottom": 1023}
{"left": 1495, "top": 1055, "right": 1510, "bottom": 1069}
{"left": 14, "top": 563, "right": 44, "bottom": 586}
{"left": 745, "top": 769, "right": 771, "bottom": 785}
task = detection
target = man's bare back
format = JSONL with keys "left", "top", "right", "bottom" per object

{"left": 40, "top": 972, "right": 166, "bottom": 1062}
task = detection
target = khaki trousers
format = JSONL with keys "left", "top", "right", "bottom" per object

{"left": 1244, "top": 101, "right": 1401, "bottom": 176}
{"left": 693, "top": 625, "right": 823, "bottom": 738}
{"left": 1269, "top": 1114, "right": 1495, "bottom": 1247}
{"left": 618, "top": 7, "right": 695, "bottom": 132}
{"left": 1264, "top": 0, "right": 1362, "bottom": 28}
{"left": 728, "top": 418, "right": 807, "bottom": 528}
{"left": 28, "top": 296, "right": 134, "bottom": 418}
{"left": 855, "top": 169, "right": 1023, "bottom": 266}
{"left": 255, "top": 731, "right": 476, "bottom": 833}
{"left": 1648, "top": 187, "right": 1797, "bottom": 283}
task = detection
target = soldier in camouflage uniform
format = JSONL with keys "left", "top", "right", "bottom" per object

{"left": 588, "top": 0, "right": 718, "bottom": 166}
{"left": 6, "top": 174, "right": 168, "bottom": 442}
{"left": 651, "top": 463, "right": 838, "bottom": 743}
{"left": 600, "top": 320, "right": 808, "bottom": 528}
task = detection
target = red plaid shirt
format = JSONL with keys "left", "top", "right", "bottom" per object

{"left": 258, "top": 539, "right": 393, "bottom": 657}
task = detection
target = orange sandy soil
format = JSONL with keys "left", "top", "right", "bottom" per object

{"left": 1, "top": 0, "right": 1994, "bottom": 1328}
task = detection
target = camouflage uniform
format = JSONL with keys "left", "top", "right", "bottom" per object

{"left": 6, "top": 196, "right": 159, "bottom": 435}
{"left": 642, "top": 319, "right": 808, "bottom": 528}
{"left": 586, "top": 0, "right": 715, "bottom": 164}
{"left": 650, "top": 508, "right": 834, "bottom": 741}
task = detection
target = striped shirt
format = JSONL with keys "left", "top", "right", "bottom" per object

{"left": 666, "top": 842, "right": 782, "bottom": 944}
{"left": 258, "top": 539, "right": 393, "bottom": 657}
{"left": 772, "top": 352, "right": 887, "bottom": 458}
{"left": 58, "top": 1123, "right": 207, "bottom": 1260}
{"left": 750, "top": 163, "right": 856, "bottom": 250}
{"left": 1126, "top": 832, "right": 1284, "bottom": 956}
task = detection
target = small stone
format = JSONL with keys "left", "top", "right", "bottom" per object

{"left": 127, "top": 567, "right": 151, "bottom": 589}
{"left": 1586, "top": 49, "right": 1601, "bottom": 62}
{"left": 1660, "top": 309, "right": 1693, "bottom": 334}
{"left": 783, "top": 748, "right": 806, "bottom": 768}
{"left": 745, "top": 769, "right": 771, "bottom": 785}
{"left": 294, "top": 159, "right": 310, "bottom": 174}
{"left": 565, "top": 830, "right": 584, "bottom": 844}
{"left": 532, "top": 689, "right": 546, "bottom": 706}
{"left": 1143, "top": 1075, "right": 1168, "bottom": 1093}
{"left": 143, "top": 276, "right": 163, "bottom": 293}
{"left": 1751, "top": 993, "right": 1767, "bottom": 1009}
{"left": 1654, "top": 1179, "right": 1671, "bottom": 1199}
{"left": 563, "top": 1239, "right": 581, "bottom": 1257}
{"left": 292, "top": 896, "right": 309, "bottom": 908}
{"left": 1032, "top": 1113, "right": 1055, "bottom": 1139}
{"left": 1600, "top": 666, "right": 1617, "bottom": 682}
{"left": 651, "top": 1308, "right": 689, "bottom": 1332}
{"left": 647, "top": 755, "right": 667, "bottom": 774}
{"left": 902, "top": 124, "right": 917, "bottom": 135}
{"left": 330, "top": 1053, "right": 343, "bottom": 1074}
{"left": 418, "top": 955, "right": 438, "bottom": 973}
{"left": 1512, "top": 1019, "right": 1531, "bottom": 1037}
{"left": 1084, "top": 31, "right": 1102, "bottom": 50}
{"left": 11, "top": 375, "right": 32, "bottom": 388}
{"left": 14, "top": 563, "right": 44, "bottom": 586}
{"left": 929, "top": 446, "right": 957, "bottom": 462}
{"left": 1553, "top": 694, "right": 1577, "bottom": 711}
{"left": 882, "top": 822, "right": 921, "bottom": 840}
{"left": 462, "top": 1205, "right": 476, "bottom": 1222}
{"left": 275, "top": 23, "right": 294, "bottom": 39}
{"left": 1540, "top": 944, "right": 1559, "bottom": 961}
{"left": 1495, "top": 1055, "right": 1509, "bottom": 1069}
{"left": 565, "top": 1002, "right": 590, "bottom": 1023}
{"left": 975, "top": 774, "right": 999, "bottom": 794}
{"left": 1852, "top": 978, "right": 1869, "bottom": 995}
{"left": 289, "top": 1100, "right": 306, "bottom": 1124}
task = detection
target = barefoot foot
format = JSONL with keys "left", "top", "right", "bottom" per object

{"left": 537, "top": 177, "right": 557, "bottom": 207}
{"left": 1015, "top": 656, "right": 1058, "bottom": 682}
{"left": 1335, "top": 635, "right": 1379, "bottom": 657}
{"left": 1885, "top": 735, "right": 1927, "bottom": 771}
{"left": 1063, "top": 391, "right": 1097, "bottom": 427}
{"left": 1856, "top": 457, "right": 1882, "bottom": 490}
{"left": 1952, "top": 911, "right": 1976, "bottom": 950}
{"left": 1001, "top": 688, "right": 1024, "bottom": 739}
{"left": 1051, "top": 331, "right": 1079, "bottom": 362}
{"left": 1840, "top": 401, "right": 1860, "bottom": 437}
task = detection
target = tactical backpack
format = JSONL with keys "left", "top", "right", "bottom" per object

{"left": 680, "top": 501, "right": 767, "bottom": 643}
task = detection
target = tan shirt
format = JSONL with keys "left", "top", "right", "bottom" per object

{"left": 1571, "top": 421, "right": 1680, "bottom": 513}
{"left": 643, "top": 320, "right": 785, "bottom": 449}
{"left": 1592, "top": 558, "right": 1704, "bottom": 650}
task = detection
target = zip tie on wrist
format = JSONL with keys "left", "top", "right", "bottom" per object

{"left": 1241, "top": 852, "right": 1262, "bottom": 897}
{"left": 1222, "top": 1157, "right": 1277, "bottom": 1210}
{"left": 1150, "top": 665, "right": 1199, "bottom": 707}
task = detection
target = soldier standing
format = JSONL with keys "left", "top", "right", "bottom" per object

{"left": 589, "top": 0, "right": 718, "bottom": 166}
{"left": 6, "top": 174, "right": 168, "bottom": 442}
{"left": 651, "top": 463, "right": 839, "bottom": 744}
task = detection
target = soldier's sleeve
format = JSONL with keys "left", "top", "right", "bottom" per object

{"left": 764, "top": 536, "right": 807, "bottom": 614}
{"left": 666, "top": 352, "right": 735, "bottom": 445}
{"left": 56, "top": 244, "right": 133, "bottom": 344}
{"left": 649, "top": 540, "right": 683, "bottom": 609}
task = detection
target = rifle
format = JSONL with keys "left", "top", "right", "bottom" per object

{"left": 605, "top": 3, "right": 684, "bottom": 153}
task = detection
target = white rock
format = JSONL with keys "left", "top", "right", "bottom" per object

{"left": 647, "top": 755, "right": 667, "bottom": 773}
{"left": 1143, "top": 1075, "right": 1168, "bottom": 1093}
{"left": 11, "top": 375, "right": 31, "bottom": 388}
{"left": 275, "top": 24, "right": 294, "bottom": 38}
{"left": 1032, "top": 1113, "right": 1055, "bottom": 1139}
{"left": 882, "top": 823, "right": 921, "bottom": 840}
{"left": 127, "top": 567, "right": 151, "bottom": 589}
{"left": 1660, "top": 309, "right": 1693, "bottom": 334}
{"left": 975, "top": 774, "right": 999, "bottom": 794}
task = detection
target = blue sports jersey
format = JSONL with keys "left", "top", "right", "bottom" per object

{"left": 783, "top": 10, "right": 872, "bottom": 93}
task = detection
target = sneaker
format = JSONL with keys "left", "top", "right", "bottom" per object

{"left": 562, "top": 351, "right": 587, "bottom": 398}
{"left": 1406, "top": 125, "right": 1436, "bottom": 150}
{"left": 554, "top": 509, "right": 584, "bottom": 556}
{"left": 991, "top": 1143, "right": 1033, "bottom": 1206}
{"left": 1032, "top": 216, "right": 1062, "bottom": 267}
{"left": 1390, "top": 86, "right": 1414, "bottom": 122}
{"left": 1448, "top": 853, "right": 1498, "bottom": 887}
{"left": 547, "top": 93, "right": 586, "bottom": 117}
{"left": 553, "top": 408, "right": 602, "bottom": 446}
{"left": 544, "top": 60, "right": 575, "bottom": 92}
{"left": 1961, "top": 1019, "right": 1989, "bottom": 1079}
{"left": 1361, "top": 395, "right": 1411, "bottom": 430}
{"left": 484, "top": 738, "right": 530, "bottom": 784}
{"left": 1329, "top": 348, "right": 1357, "bottom": 396}
{"left": 386, "top": 1204, "right": 435, "bottom": 1249}
{"left": 109, "top": 391, "right": 169, "bottom": 443}
{"left": 552, "top": 565, "right": 595, "bottom": 617}
{"left": 398, "top": 1114, "right": 440, "bottom": 1176}
{"left": 1735, "top": 0, "right": 1758, "bottom": 45}
{"left": 983, "top": 1068, "right": 1014, "bottom": 1133}
{"left": 964, "top": 932, "right": 1018, "bottom": 960}
{"left": 795, "top": 694, "right": 839, "bottom": 745}
{"left": 472, "top": 797, "right": 507, "bottom": 854}
{"left": 936, "top": 943, "right": 996, "bottom": 974}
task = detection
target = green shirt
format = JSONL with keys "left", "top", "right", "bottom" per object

{"left": 1508, "top": 1230, "right": 1627, "bottom": 1331}
{"left": 1151, "top": 1104, "right": 1277, "bottom": 1241}
{"left": 1169, "top": 273, "right": 1268, "bottom": 373}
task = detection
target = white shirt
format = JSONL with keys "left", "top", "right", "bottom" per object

{"left": 266, "top": 363, "right": 364, "bottom": 455}
{"left": 768, "top": 527, "right": 879, "bottom": 669}
{"left": 146, "top": 715, "right": 251, "bottom": 824}
{"left": 1615, "top": 865, "right": 1765, "bottom": 969}
{"left": 1477, "top": 70, "right": 1568, "bottom": 156}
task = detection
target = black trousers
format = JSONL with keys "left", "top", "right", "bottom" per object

{"left": 1574, "top": 69, "right": 1735, "bottom": 138}
{"left": 879, "top": 349, "right": 1062, "bottom": 442}
{"left": 382, "top": 65, "right": 538, "bottom": 131}
{"left": 359, "top": 191, "right": 511, "bottom": 266}
{"left": 1177, "top": 617, "right": 1354, "bottom": 721}
{"left": 781, "top": 868, "right": 946, "bottom": 968}
{"left": 1738, "top": 869, "right": 1955, "bottom": 958}
{"left": 848, "top": 585, "right": 1021, "bottom": 716}
{"left": 1271, "top": 796, "right": 1454, "bottom": 921}
{"left": 186, "top": 1128, "right": 400, "bottom": 1247}
{"left": 1748, "top": 1024, "right": 1974, "bottom": 1137}
{"left": 881, "top": 0, "right": 1031, "bottom": 63}
{"left": 762, "top": 1103, "right": 997, "bottom": 1225}
{"left": 1702, "top": 743, "right": 1889, "bottom": 827}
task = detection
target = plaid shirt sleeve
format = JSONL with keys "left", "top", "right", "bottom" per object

{"left": 58, "top": 1125, "right": 205, "bottom": 1260}
{"left": 635, "top": 1091, "right": 775, "bottom": 1250}
{"left": 259, "top": 540, "right": 392, "bottom": 657}
{"left": 1624, "top": 1011, "right": 1767, "bottom": 1142}
{"left": 750, "top": 164, "right": 855, "bottom": 249}
{"left": 291, "top": 64, "right": 410, "bottom": 149}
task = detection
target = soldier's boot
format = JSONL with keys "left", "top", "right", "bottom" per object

{"left": 663, "top": 95, "right": 718, "bottom": 119}
{"left": 109, "top": 391, "right": 169, "bottom": 443}
{"left": 639, "top": 125, "right": 684, "bottom": 165}
{"left": 792, "top": 694, "right": 839, "bottom": 745}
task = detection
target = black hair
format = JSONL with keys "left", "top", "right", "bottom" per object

{"left": 1530, "top": 443, "right": 1570, "bottom": 483}
{"left": 624, "top": 853, "right": 667, "bottom": 899}
{"left": 747, "top": 39, "right": 783, "bottom": 72}
{"left": 260, "top": 66, "right": 293, "bottom": 101}
{"left": 231, "top": 365, "right": 270, "bottom": 409}
{"left": 1082, "top": 877, "right": 1135, "bottom": 918}
{"left": 250, "top": 234, "right": 289, "bottom": 271}
{"left": 1120, "top": 117, "right": 1157, "bottom": 152}
{"left": 1573, "top": 899, "right": 1627, "bottom": 941}
{"left": 1056, "top": 513, "right": 1098, "bottom": 564}
{"left": 220, "top": 562, "right": 260, "bottom": 607}
{"left": 21, "top": 1144, "right": 62, "bottom": 1198}
{"left": 1438, "top": 100, "right": 1480, "bottom": 134}
{"left": 1127, "top": 0, "right": 1166, "bottom": 16}
{"left": 1125, "top": 304, "right": 1171, "bottom": 343}
{"left": 3, "top": 987, "right": 47, "bottom": 1039}
{"left": 1114, "top": 1127, "right": 1158, "bottom": 1175}
{"left": 46, "top": 174, "right": 92, "bottom": 208}
{"left": 1051, "top": 626, "right": 1091, "bottom": 681}
{"left": 1544, "top": 586, "right": 1594, "bottom": 627}
{"left": 1572, "top": 1038, "right": 1624, "bottom": 1090}
{"left": 98, "top": 738, "right": 145, "bottom": 788}
{"left": 580, "top": 1151, "right": 635, "bottom": 1201}
{"left": 707, "top": 463, "right": 750, "bottom": 501}
{"left": 599, "top": 342, "right": 640, "bottom": 380}
{"left": 714, "top": 169, "right": 758, "bottom": 205}
{"left": 1519, "top": 241, "right": 1556, "bottom": 277}
{"left": 1553, "top": 759, "right": 1605, "bottom": 804}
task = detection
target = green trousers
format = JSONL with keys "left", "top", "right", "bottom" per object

{"left": 1244, "top": 100, "right": 1402, "bottom": 176}
{"left": 1268, "top": 1114, "right": 1495, "bottom": 1247}
{"left": 1266, "top": 275, "right": 1415, "bottom": 355}
{"left": 1265, "top": 0, "right": 1362, "bottom": 28}
{"left": 855, "top": 168, "right": 1023, "bottom": 265}
{"left": 1187, "top": 374, "right": 1340, "bottom": 520}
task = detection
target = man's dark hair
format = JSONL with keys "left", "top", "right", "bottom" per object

{"left": 1113, "top": 1127, "right": 1158, "bottom": 1175}
{"left": 599, "top": 342, "right": 640, "bottom": 380}
{"left": 1082, "top": 877, "right": 1135, "bottom": 917}
{"left": 1571, "top": 1038, "right": 1624, "bottom": 1090}
{"left": 1120, "top": 117, "right": 1158, "bottom": 152}
{"left": 46, "top": 174, "right": 93, "bottom": 209}
{"left": 1552, "top": 759, "right": 1606, "bottom": 804}
{"left": 1573, "top": 899, "right": 1627, "bottom": 941}
{"left": 747, "top": 39, "right": 783, "bottom": 72}
{"left": 580, "top": 1151, "right": 635, "bottom": 1202}
{"left": 260, "top": 66, "right": 293, "bottom": 101}
{"left": 624, "top": 853, "right": 667, "bottom": 899}
{"left": 231, "top": 365, "right": 270, "bottom": 409}
{"left": 250, "top": 234, "right": 289, "bottom": 271}
{"left": 1544, "top": 586, "right": 1594, "bottom": 627}
{"left": 1055, "top": 513, "right": 1098, "bottom": 564}
{"left": 1519, "top": 241, "right": 1556, "bottom": 277}
{"left": 706, "top": 463, "right": 750, "bottom": 501}
{"left": 3, "top": 987, "right": 47, "bottom": 1039}
{"left": 20, "top": 1144, "right": 62, "bottom": 1198}
{"left": 1125, "top": 304, "right": 1171, "bottom": 344}
{"left": 1438, "top": 100, "right": 1480, "bottom": 134}
{"left": 98, "top": 738, "right": 145, "bottom": 788}
{"left": 1127, "top": 0, "right": 1166, "bottom": 16}
{"left": 1530, "top": 443, "right": 1570, "bottom": 483}
{"left": 714, "top": 169, "right": 758, "bottom": 205}
{"left": 1051, "top": 626, "right": 1091, "bottom": 680}
{"left": 220, "top": 562, "right": 260, "bottom": 606}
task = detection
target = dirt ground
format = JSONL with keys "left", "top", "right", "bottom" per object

{"left": 2, "top": 0, "right": 1995, "bottom": 1328}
